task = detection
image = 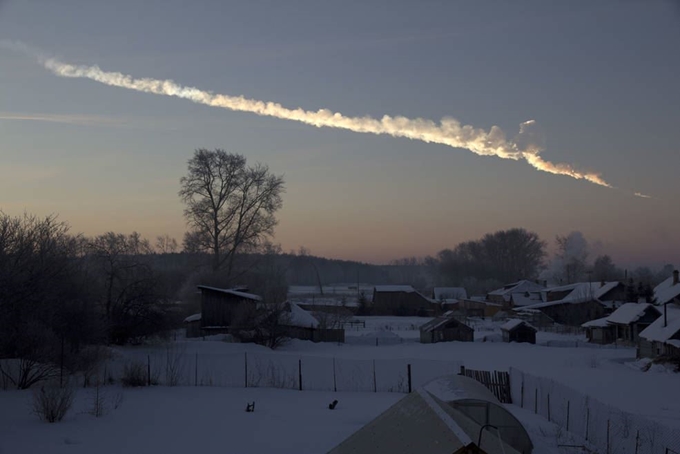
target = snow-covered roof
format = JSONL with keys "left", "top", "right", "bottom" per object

{"left": 522, "top": 281, "right": 621, "bottom": 310}
{"left": 197, "top": 285, "right": 262, "bottom": 301}
{"left": 433, "top": 287, "right": 468, "bottom": 300}
{"left": 582, "top": 317, "right": 610, "bottom": 328}
{"left": 420, "top": 314, "right": 468, "bottom": 333}
{"left": 282, "top": 302, "right": 319, "bottom": 328}
{"left": 500, "top": 319, "right": 536, "bottom": 332}
{"left": 639, "top": 305, "right": 680, "bottom": 343}
{"left": 183, "top": 313, "right": 201, "bottom": 323}
{"left": 509, "top": 292, "right": 543, "bottom": 307}
{"left": 488, "top": 280, "right": 545, "bottom": 297}
{"left": 653, "top": 275, "right": 680, "bottom": 306}
{"left": 606, "top": 303, "right": 660, "bottom": 325}
{"left": 374, "top": 285, "right": 415, "bottom": 293}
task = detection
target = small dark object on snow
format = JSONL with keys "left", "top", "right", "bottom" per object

{"left": 246, "top": 402, "right": 255, "bottom": 412}
{"left": 328, "top": 399, "right": 338, "bottom": 410}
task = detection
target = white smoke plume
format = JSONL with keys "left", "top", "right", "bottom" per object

{"left": 1, "top": 40, "right": 636, "bottom": 192}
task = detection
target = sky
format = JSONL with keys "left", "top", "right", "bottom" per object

{"left": 0, "top": 0, "right": 679, "bottom": 266}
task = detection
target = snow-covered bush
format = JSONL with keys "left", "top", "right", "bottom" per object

{"left": 121, "top": 361, "right": 149, "bottom": 387}
{"left": 32, "top": 381, "right": 75, "bottom": 423}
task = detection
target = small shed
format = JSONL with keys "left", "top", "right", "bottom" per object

{"left": 582, "top": 317, "right": 615, "bottom": 345}
{"left": 500, "top": 319, "right": 537, "bottom": 344}
{"left": 183, "top": 313, "right": 202, "bottom": 338}
{"left": 420, "top": 313, "right": 474, "bottom": 344}
{"left": 281, "top": 302, "right": 345, "bottom": 343}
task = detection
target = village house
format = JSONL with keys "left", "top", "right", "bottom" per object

{"left": 456, "top": 298, "right": 504, "bottom": 318}
{"left": 500, "top": 319, "right": 537, "bottom": 344}
{"left": 582, "top": 303, "right": 661, "bottom": 345}
{"left": 515, "top": 281, "right": 625, "bottom": 326}
{"left": 279, "top": 301, "right": 345, "bottom": 343}
{"left": 371, "top": 285, "right": 434, "bottom": 316}
{"left": 419, "top": 312, "right": 474, "bottom": 344}
{"left": 487, "top": 280, "right": 546, "bottom": 307}
{"left": 186, "top": 285, "right": 262, "bottom": 337}
{"left": 653, "top": 270, "right": 680, "bottom": 306}
{"left": 638, "top": 304, "right": 680, "bottom": 359}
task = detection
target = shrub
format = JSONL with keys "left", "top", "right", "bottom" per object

{"left": 32, "top": 381, "right": 75, "bottom": 423}
{"left": 121, "top": 361, "right": 147, "bottom": 387}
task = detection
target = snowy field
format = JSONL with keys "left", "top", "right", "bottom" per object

{"left": 2, "top": 317, "right": 679, "bottom": 454}
{"left": 0, "top": 387, "right": 400, "bottom": 454}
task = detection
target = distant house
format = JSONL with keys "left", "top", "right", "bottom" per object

{"left": 420, "top": 313, "right": 474, "bottom": 344}
{"left": 581, "top": 303, "right": 661, "bottom": 345}
{"left": 582, "top": 317, "right": 615, "bottom": 345}
{"left": 183, "top": 313, "right": 202, "bottom": 338}
{"left": 280, "top": 302, "right": 345, "bottom": 343}
{"left": 487, "top": 280, "right": 546, "bottom": 306}
{"left": 638, "top": 304, "right": 680, "bottom": 359}
{"left": 500, "top": 319, "right": 537, "bottom": 344}
{"left": 515, "top": 281, "right": 625, "bottom": 326}
{"left": 432, "top": 287, "right": 467, "bottom": 304}
{"left": 456, "top": 298, "right": 504, "bottom": 318}
{"left": 197, "top": 285, "right": 262, "bottom": 335}
{"left": 653, "top": 270, "right": 680, "bottom": 306}
{"left": 371, "top": 285, "right": 434, "bottom": 316}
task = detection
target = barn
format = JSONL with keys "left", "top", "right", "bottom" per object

{"left": 371, "top": 285, "right": 434, "bottom": 316}
{"left": 197, "top": 285, "right": 262, "bottom": 335}
{"left": 420, "top": 313, "right": 474, "bottom": 344}
{"left": 500, "top": 319, "right": 537, "bottom": 344}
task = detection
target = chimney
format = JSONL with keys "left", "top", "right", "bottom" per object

{"left": 542, "top": 280, "right": 547, "bottom": 288}
{"left": 673, "top": 270, "right": 679, "bottom": 286}
{"left": 600, "top": 280, "right": 605, "bottom": 288}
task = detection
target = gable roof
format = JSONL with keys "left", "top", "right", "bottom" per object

{"left": 420, "top": 314, "right": 470, "bottom": 333}
{"left": 196, "top": 285, "right": 262, "bottom": 301}
{"left": 520, "top": 281, "right": 621, "bottom": 310}
{"left": 283, "top": 302, "right": 319, "bottom": 328}
{"left": 488, "top": 280, "right": 545, "bottom": 297}
{"left": 639, "top": 305, "right": 680, "bottom": 343}
{"left": 606, "top": 303, "right": 660, "bottom": 325}
{"left": 500, "top": 318, "right": 537, "bottom": 332}
{"left": 509, "top": 291, "right": 543, "bottom": 307}
{"left": 374, "top": 285, "right": 415, "bottom": 293}
{"left": 582, "top": 316, "right": 610, "bottom": 328}
{"left": 653, "top": 275, "right": 680, "bottom": 306}
{"left": 433, "top": 287, "right": 468, "bottom": 300}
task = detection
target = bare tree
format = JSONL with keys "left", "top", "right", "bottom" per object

{"left": 178, "top": 149, "right": 285, "bottom": 279}
{"left": 155, "top": 234, "right": 178, "bottom": 254}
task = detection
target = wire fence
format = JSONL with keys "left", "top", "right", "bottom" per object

{"left": 509, "top": 368, "right": 680, "bottom": 454}
{"left": 102, "top": 346, "right": 461, "bottom": 394}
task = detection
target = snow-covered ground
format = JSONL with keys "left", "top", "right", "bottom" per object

{"left": 2, "top": 316, "right": 679, "bottom": 454}
{"left": 0, "top": 387, "right": 400, "bottom": 454}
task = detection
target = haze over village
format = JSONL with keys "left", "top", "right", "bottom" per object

{"left": 1, "top": 1, "right": 679, "bottom": 454}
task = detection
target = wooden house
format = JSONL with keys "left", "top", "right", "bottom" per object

{"left": 420, "top": 313, "right": 474, "bottom": 344}
{"left": 197, "top": 285, "right": 262, "bottom": 335}
{"left": 500, "top": 319, "right": 537, "bottom": 344}
{"left": 582, "top": 317, "right": 616, "bottom": 345}
{"left": 371, "top": 285, "right": 434, "bottom": 316}
{"left": 638, "top": 303, "right": 680, "bottom": 359}
{"left": 515, "top": 281, "right": 625, "bottom": 326}
{"left": 487, "top": 280, "right": 545, "bottom": 307}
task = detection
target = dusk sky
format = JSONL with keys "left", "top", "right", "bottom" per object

{"left": 1, "top": 1, "right": 679, "bottom": 265}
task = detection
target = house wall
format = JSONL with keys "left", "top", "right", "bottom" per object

{"left": 372, "top": 291, "right": 432, "bottom": 316}
{"left": 587, "top": 326, "right": 616, "bottom": 345}
{"left": 538, "top": 300, "right": 605, "bottom": 326}
{"left": 201, "top": 290, "right": 251, "bottom": 327}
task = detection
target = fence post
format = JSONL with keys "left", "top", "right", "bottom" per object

{"left": 376, "top": 337, "right": 378, "bottom": 347}
{"left": 547, "top": 393, "right": 551, "bottom": 422}
{"left": 606, "top": 419, "right": 610, "bottom": 454}
{"left": 333, "top": 358, "right": 337, "bottom": 392}
{"left": 534, "top": 388, "right": 538, "bottom": 414}
{"left": 373, "top": 360, "right": 377, "bottom": 392}
{"left": 634, "top": 430, "right": 639, "bottom": 454}
{"left": 585, "top": 406, "right": 590, "bottom": 441}
{"left": 298, "top": 359, "right": 303, "bottom": 391}
{"left": 195, "top": 352, "right": 198, "bottom": 386}
{"left": 520, "top": 374, "right": 525, "bottom": 408}
{"left": 244, "top": 352, "right": 248, "bottom": 388}
{"left": 407, "top": 364, "right": 412, "bottom": 393}
{"left": 566, "top": 400, "right": 570, "bottom": 431}
{"left": 147, "top": 355, "right": 151, "bottom": 386}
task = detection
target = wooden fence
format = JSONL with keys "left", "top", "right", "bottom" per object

{"left": 459, "top": 366, "right": 512, "bottom": 403}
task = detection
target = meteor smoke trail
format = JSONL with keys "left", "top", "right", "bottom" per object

{"left": 1, "top": 40, "right": 631, "bottom": 191}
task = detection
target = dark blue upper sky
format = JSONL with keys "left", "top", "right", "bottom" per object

{"left": 1, "top": 0, "right": 679, "bottom": 264}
